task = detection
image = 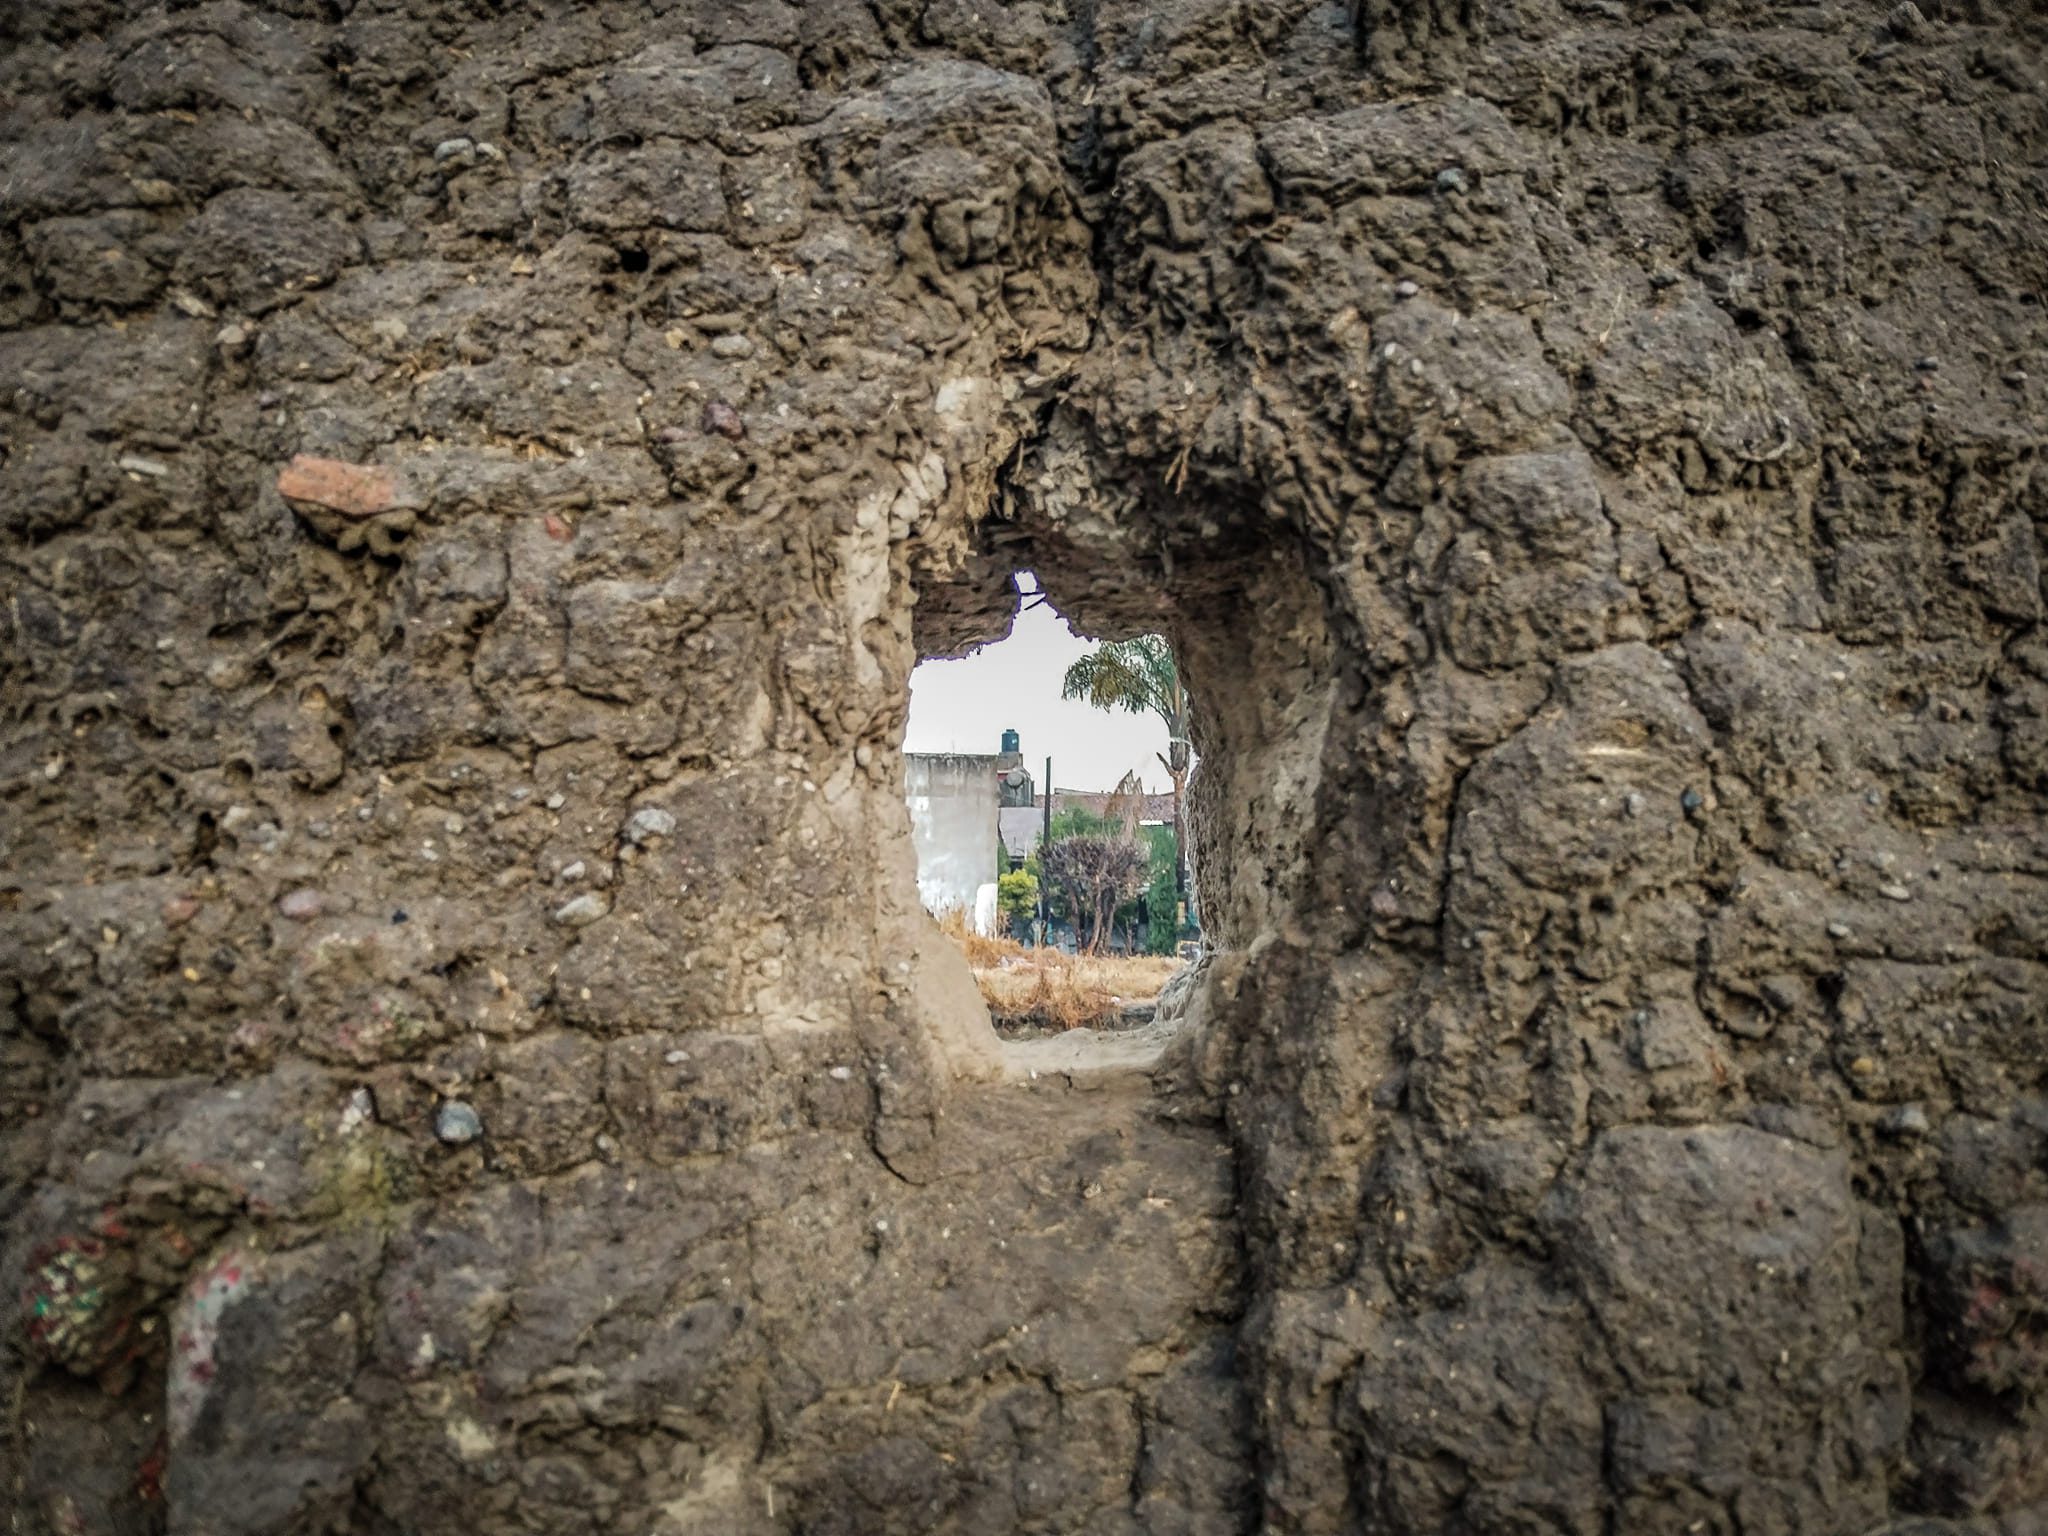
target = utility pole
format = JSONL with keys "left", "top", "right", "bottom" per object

{"left": 1035, "top": 756, "right": 1052, "bottom": 947}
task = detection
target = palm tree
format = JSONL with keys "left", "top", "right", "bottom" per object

{"left": 1061, "top": 636, "right": 1191, "bottom": 913}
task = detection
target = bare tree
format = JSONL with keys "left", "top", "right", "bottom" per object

{"left": 1039, "top": 834, "right": 1149, "bottom": 953}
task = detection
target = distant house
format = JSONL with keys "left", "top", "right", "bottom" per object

{"left": 904, "top": 731, "right": 1033, "bottom": 914}
{"left": 907, "top": 731, "right": 1175, "bottom": 909}
{"left": 997, "top": 787, "right": 1174, "bottom": 863}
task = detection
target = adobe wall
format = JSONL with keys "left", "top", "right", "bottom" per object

{"left": 2, "top": 3, "right": 2044, "bottom": 1534}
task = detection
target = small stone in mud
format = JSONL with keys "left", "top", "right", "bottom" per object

{"left": 553, "top": 892, "right": 609, "bottom": 927}
{"left": 1649, "top": 268, "right": 1682, "bottom": 290}
{"left": 702, "top": 400, "right": 745, "bottom": 440}
{"left": 277, "top": 888, "right": 325, "bottom": 920}
{"left": 1623, "top": 791, "right": 1646, "bottom": 818}
{"left": 626, "top": 806, "right": 676, "bottom": 843}
{"left": 1879, "top": 882, "right": 1912, "bottom": 901}
{"left": 162, "top": 895, "right": 201, "bottom": 926}
{"left": 1913, "top": 355, "right": 1939, "bottom": 372}
{"left": 339, "top": 1087, "right": 376, "bottom": 1133}
{"left": 1435, "top": 166, "right": 1468, "bottom": 193}
{"left": 1394, "top": 280, "right": 1419, "bottom": 299}
{"left": 1680, "top": 788, "right": 1704, "bottom": 815}
{"left": 545, "top": 792, "right": 566, "bottom": 810}
{"left": 433, "top": 1100, "right": 483, "bottom": 1144}
{"left": 1827, "top": 920, "right": 1852, "bottom": 939}
{"left": 1881, "top": 1103, "right": 1930, "bottom": 1138}
{"left": 710, "top": 333, "right": 754, "bottom": 359}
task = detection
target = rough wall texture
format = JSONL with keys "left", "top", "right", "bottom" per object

{"left": 3, "top": 2, "right": 2046, "bottom": 1534}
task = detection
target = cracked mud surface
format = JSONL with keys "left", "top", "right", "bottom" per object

{"left": 3, "top": 2, "right": 2046, "bottom": 1532}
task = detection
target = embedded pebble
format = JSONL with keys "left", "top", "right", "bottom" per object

{"left": 1827, "top": 920, "right": 1853, "bottom": 939}
{"left": 1879, "top": 883, "right": 1912, "bottom": 902}
{"left": 339, "top": 1088, "right": 376, "bottom": 1134}
{"left": 1394, "top": 280, "right": 1419, "bottom": 299}
{"left": 433, "top": 137, "right": 475, "bottom": 163}
{"left": 1881, "top": 1103, "right": 1931, "bottom": 1138}
{"left": 626, "top": 806, "right": 677, "bottom": 843}
{"left": 558, "top": 860, "right": 587, "bottom": 883}
{"left": 433, "top": 1100, "right": 483, "bottom": 1145}
{"left": 277, "top": 888, "right": 325, "bottom": 920}
{"left": 553, "top": 893, "right": 609, "bottom": 927}
{"left": 545, "top": 792, "right": 566, "bottom": 810}
{"left": 162, "top": 895, "right": 201, "bottom": 927}
{"left": 1435, "top": 166, "right": 1468, "bottom": 192}
{"left": 710, "top": 333, "right": 755, "bottom": 359}
{"left": 1680, "top": 788, "right": 1704, "bottom": 815}
{"left": 702, "top": 400, "right": 746, "bottom": 440}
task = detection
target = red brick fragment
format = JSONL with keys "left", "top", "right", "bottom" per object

{"left": 276, "top": 454, "right": 399, "bottom": 517}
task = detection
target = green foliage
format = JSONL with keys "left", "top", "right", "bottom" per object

{"left": 1140, "top": 824, "right": 1183, "bottom": 955}
{"left": 1060, "top": 634, "right": 1194, "bottom": 937}
{"left": 996, "top": 869, "right": 1038, "bottom": 935}
{"left": 1060, "top": 634, "right": 1190, "bottom": 779}
{"left": 1026, "top": 819, "right": 1186, "bottom": 952}
{"left": 1049, "top": 805, "right": 1117, "bottom": 840}
{"left": 1018, "top": 806, "right": 1182, "bottom": 948}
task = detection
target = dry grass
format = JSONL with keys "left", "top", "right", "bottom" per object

{"left": 934, "top": 909, "right": 1181, "bottom": 1031}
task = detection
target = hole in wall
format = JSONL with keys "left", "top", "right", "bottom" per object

{"left": 903, "top": 573, "right": 1200, "bottom": 1046}
{"left": 892, "top": 430, "right": 1340, "bottom": 1079}
{"left": 901, "top": 567, "right": 1206, "bottom": 1071}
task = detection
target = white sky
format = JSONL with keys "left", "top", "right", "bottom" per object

{"left": 903, "top": 587, "right": 1173, "bottom": 794}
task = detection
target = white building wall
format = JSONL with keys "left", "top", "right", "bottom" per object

{"left": 904, "top": 753, "right": 999, "bottom": 916}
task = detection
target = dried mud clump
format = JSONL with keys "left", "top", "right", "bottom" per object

{"left": 3, "top": 2, "right": 2046, "bottom": 1534}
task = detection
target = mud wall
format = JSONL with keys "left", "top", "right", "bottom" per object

{"left": 3, "top": 3, "right": 2045, "bottom": 1534}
